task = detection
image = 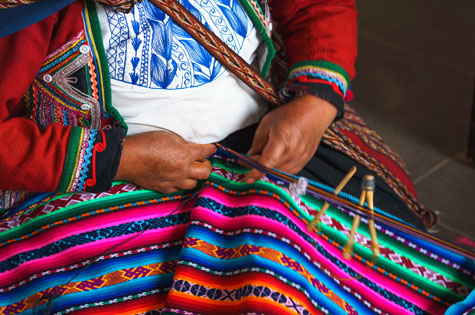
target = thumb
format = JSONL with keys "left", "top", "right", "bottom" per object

{"left": 189, "top": 143, "right": 217, "bottom": 160}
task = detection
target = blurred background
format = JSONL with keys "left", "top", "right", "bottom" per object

{"left": 351, "top": 1, "right": 475, "bottom": 241}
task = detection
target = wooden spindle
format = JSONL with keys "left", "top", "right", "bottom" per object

{"left": 364, "top": 176, "right": 380, "bottom": 258}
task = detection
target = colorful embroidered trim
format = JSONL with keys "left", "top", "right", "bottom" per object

{"left": 288, "top": 61, "right": 350, "bottom": 97}
{"left": 57, "top": 128, "right": 95, "bottom": 193}
{"left": 84, "top": 129, "right": 107, "bottom": 189}
{"left": 84, "top": 1, "right": 128, "bottom": 130}
{"left": 77, "top": 129, "right": 97, "bottom": 191}
{"left": 24, "top": 30, "right": 102, "bottom": 130}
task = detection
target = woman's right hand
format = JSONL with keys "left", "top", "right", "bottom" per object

{"left": 115, "top": 131, "right": 216, "bottom": 193}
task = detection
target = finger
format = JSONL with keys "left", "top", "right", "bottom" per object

{"left": 257, "top": 134, "right": 286, "bottom": 170}
{"left": 247, "top": 123, "right": 269, "bottom": 156}
{"left": 236, "top": 153, "right": 258, "bottom": 169}
{"left": 244, "top": 133, "right": 286, "bottom": 184}
{"left": 176, "top": 179, "right": 198, "bottom": 191}
{"left": 157, "top": 185, "right": 179, "bottom": 194}
{"left": 243, "top": 168, "right": 265, "bottom": 184}
{"left": 242, "top": 154, "right": 265, "bottom": 184}
{"left": 188, "top": 143, "right": 217, "bottom": 160}
{"left": 243, "top": 137, "right": 287, "bottom": 184}
{"left": 188, "top": 159, "right": 213, "bottom": 180}
{"left": 278, "top": 141, "right": 320, "bottom": 174}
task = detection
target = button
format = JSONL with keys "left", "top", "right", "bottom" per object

{"left": 81, "top": 103, "right": 91, "bottom": 111}
{"left": 79, "top": 45, "right": 90, "bottom": 54}
{"left": 43, "top": 74, "right": 53, "bottom": 83}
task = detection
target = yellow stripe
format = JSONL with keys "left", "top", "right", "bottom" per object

{"left": 43, "top": 35, "right": 84, "bottom": 68}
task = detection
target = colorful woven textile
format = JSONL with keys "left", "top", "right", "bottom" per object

{"left": 0, "top": 155, "right": 473, "bottom": 314}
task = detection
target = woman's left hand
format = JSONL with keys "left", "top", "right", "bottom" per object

{"left": 244, "top": 94, "right": 337, "bottom": 184}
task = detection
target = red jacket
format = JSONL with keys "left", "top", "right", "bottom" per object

{"left": 0, "top": 0, "right": 357, "bottom": 209}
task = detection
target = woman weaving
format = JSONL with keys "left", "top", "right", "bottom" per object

{"left": 0, "top": 0, "right": 474, "bottom": 314}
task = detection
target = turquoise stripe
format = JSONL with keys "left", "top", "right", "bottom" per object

{"left": 17, "top": 274, "right": 173, "bottom": 315}
{"left": 289, "top": 70, "right": 347, "bottom": 95}
{"left": 184, "top": 225, "right": 423, "bottom": 314}
{"left": 446, "top": 289, "right": 475, "bottom": 315}
{"left": 180, "top": 247, "right": 359, "bottom": 315}
{"left": 0, "top": 247, "right": 180, "bottom": 306}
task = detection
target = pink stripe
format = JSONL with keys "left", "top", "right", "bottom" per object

{"left": 0, "top": 199, "right": 191, "bottom": 261}
{"left": 195, "top": 187, "right": 445, "bottom": 314}
{"left": 0, "top": 223, "right": 187, "bottom": 288}
{"left": 191, "top": 205, "right": 412, "bottom": 314}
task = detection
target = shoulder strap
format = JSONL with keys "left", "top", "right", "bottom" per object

{"left": 148, "top": 0, "right": 282, "bottom": 105}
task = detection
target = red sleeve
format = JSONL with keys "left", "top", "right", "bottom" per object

{"left": 0, "top": 11, "right": 70, "bottom": 192}
{"left": 270, "top": 0, "right": 357, "bottom": 118}
{"left": 0, "top": 2, "right": 124, "bottom": 194}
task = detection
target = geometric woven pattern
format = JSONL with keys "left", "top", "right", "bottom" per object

{"left": 0, "top": 157, "right": 473, "bottom": 315}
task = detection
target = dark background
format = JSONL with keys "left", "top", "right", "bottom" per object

{"left": 351, "top": 1, "right": 475, "bottom": 240}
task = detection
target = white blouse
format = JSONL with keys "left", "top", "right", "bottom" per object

{"left": 97, "top": 0, "right": 268, "bottom": 143}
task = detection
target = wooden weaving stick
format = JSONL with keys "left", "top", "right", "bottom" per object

{"left": 365, "top": 176, "right": 380, "bottom": 257}
{"left": 306, "top": 166, "right": 357, "bottom": 232}
{"left": 342, "top": 187, "right": 365, "bottom": 260}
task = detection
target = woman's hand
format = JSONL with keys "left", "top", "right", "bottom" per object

{"left": 244, "top": 94, "right": 337, "bottom": 184}
{"left": 115, "top": 131, "right": 216, "bottom": 193}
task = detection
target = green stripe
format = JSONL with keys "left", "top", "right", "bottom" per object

{"left": 209, "top": 170, "right": 306, "bottom": 215}
{"left": 289, "top": 60, "right": 351, "bottom": 88}
{"left": 208, "top": 169, "right": 470, "bottom": 303}
{"left": 57, "top": 127, "right": 84, "bottom": 192}
{"left": 323, "top": 201, "right": 475, "bottom": 290}
{"left": 212, "top": 160, "right": 475, "bottom": 296}
{"left": 84, "top": 1, "right": 128, "bottom": 132}
{"left": 7, "top": 155, "right": 473, "bottom": 304}
{"left": 301, "top": 197, "right": 470, "bottom": 303}
{"left": 0, "top": 189, "right": 166, "bottom": 242}
{"left": 110, "top": 159, "right": 475, "bottom": 298}
{"left": 238, "top": 0, "right": 275, "bottom": 78}
{"left": 209, "top": 157, "right": 250, "bottom": 173}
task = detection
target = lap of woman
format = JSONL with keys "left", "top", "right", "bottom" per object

{"left": 0, "top": 152, "right": 473, "bottom": 315}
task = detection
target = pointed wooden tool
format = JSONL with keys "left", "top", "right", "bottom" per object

{"left": 342, "top": 184, "right": 366, "bottom": 260}
{"left": 364, "top": 176, "right": 380, "bottom": 258}
{"left": 306, "top": 166, "right": 357, "bottom": 232}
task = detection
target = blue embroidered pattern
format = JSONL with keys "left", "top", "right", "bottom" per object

{"left": 104, "top": 0, "right": 252, "bottom": 89}
{"left": 105, "top": 9, "right": 128, "bottom": 80}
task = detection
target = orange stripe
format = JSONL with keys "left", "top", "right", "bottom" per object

{"left": 174, "top": 266, "right": 321, "bottom": 314}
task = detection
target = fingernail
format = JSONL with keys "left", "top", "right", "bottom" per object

{"left": 246, "top": 178, "right": 255, "bottom": 185}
